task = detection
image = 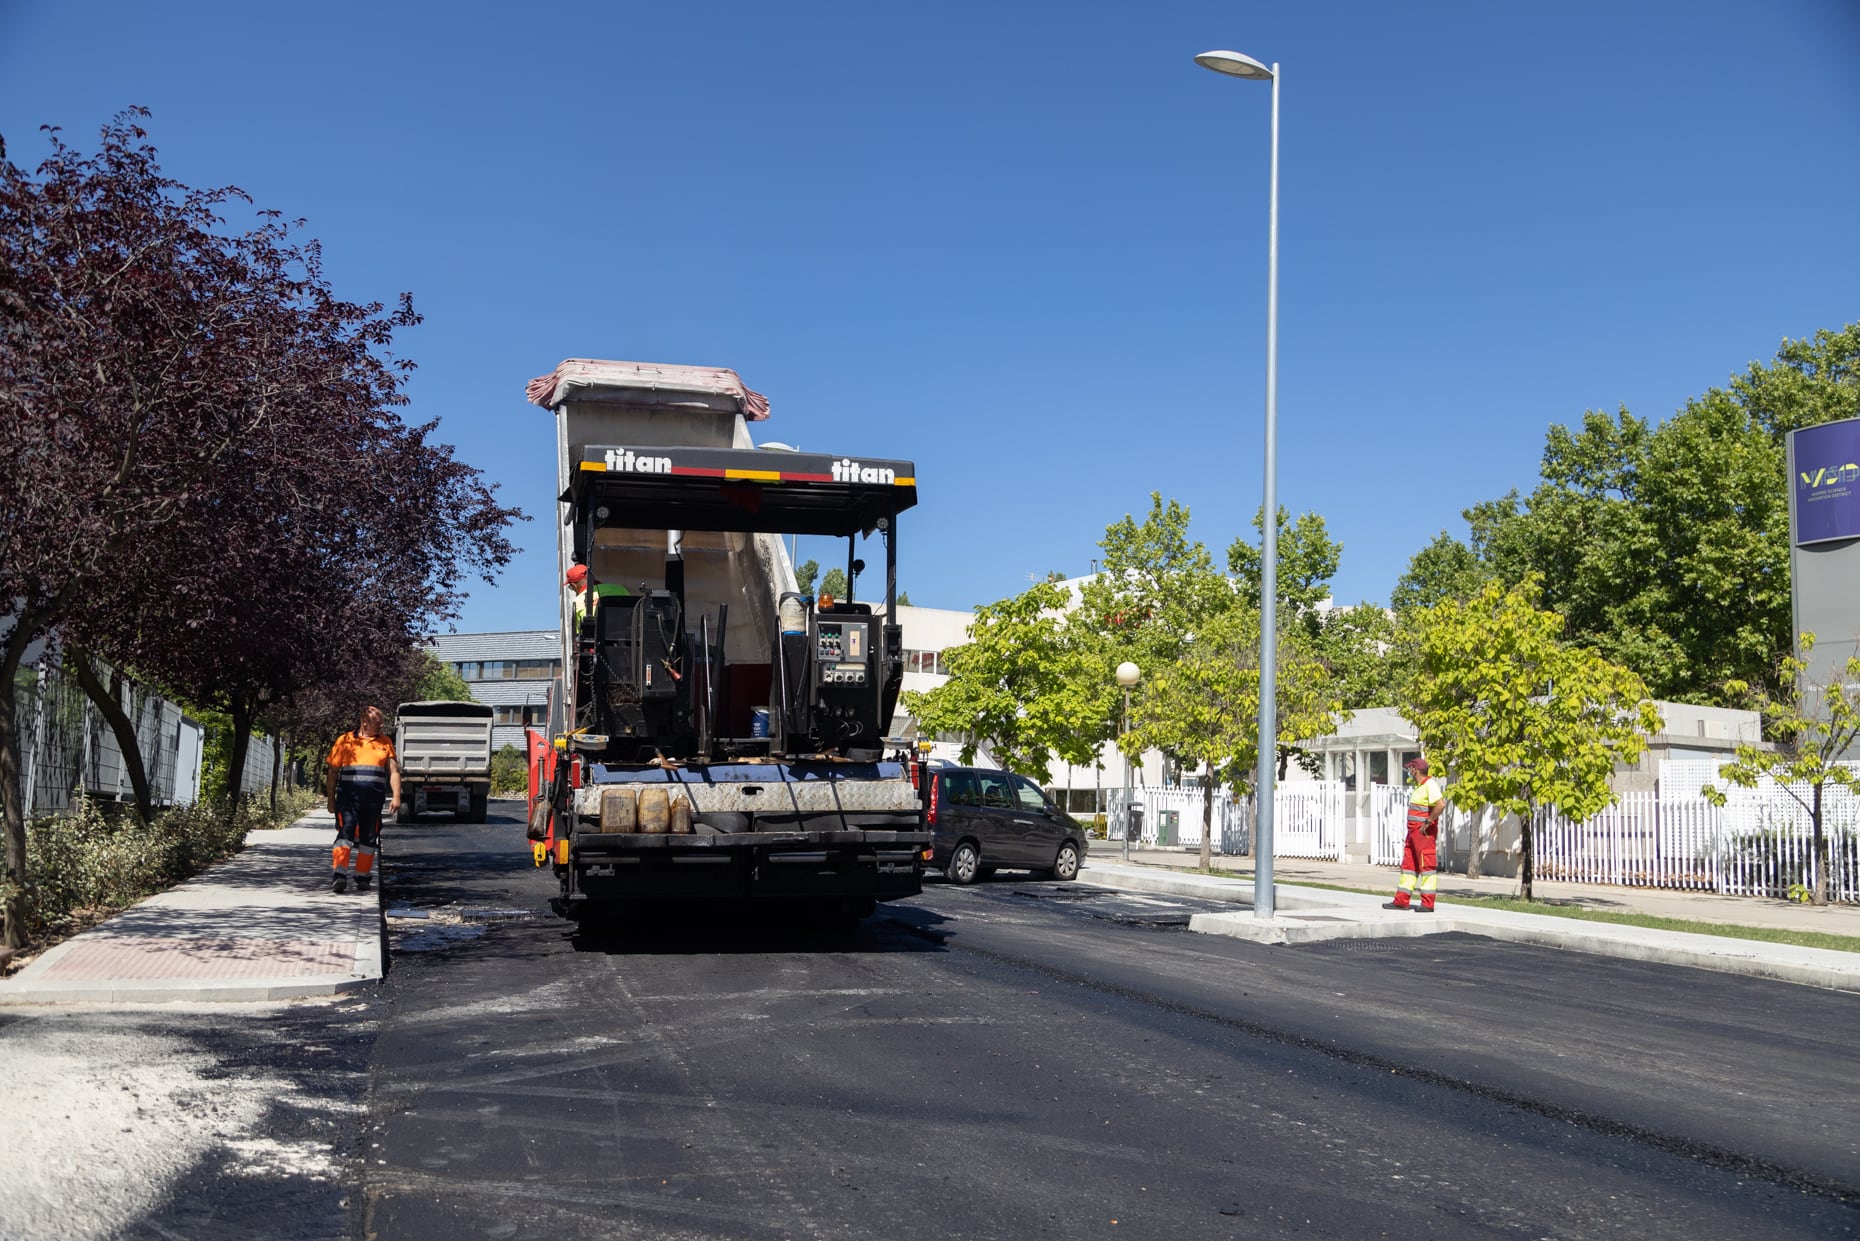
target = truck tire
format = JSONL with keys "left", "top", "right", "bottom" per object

{"left": 395, "top": 800, "right": 413, "bottom": 825}
{"left": 469, "top": 790, "right": 489, "bottom": 823}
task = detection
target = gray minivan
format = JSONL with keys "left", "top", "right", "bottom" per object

{"left": 924, "top": 765, "right": 1088, "bottom": 884}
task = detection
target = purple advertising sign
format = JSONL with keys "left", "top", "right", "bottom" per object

{"left": 1792, "top": 418, "right": 1860, "bottom": 546}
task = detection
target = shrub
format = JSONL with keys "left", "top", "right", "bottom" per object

{"left": 5, "top": 789, "right": 319, "bottom": 948}
{"left": 489, "top": 744, "right": 530, "bottom": 796}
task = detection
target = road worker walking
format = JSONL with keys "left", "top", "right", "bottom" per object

{"left": 1384, "top": 757, "right": 1446, "bottom": 913}
{"left": 325, "top": 705, "right": 401, "bottom": 894}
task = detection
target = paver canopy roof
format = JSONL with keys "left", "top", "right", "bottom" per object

{"left": 525, "top": 359, "right": 771, "bottom": 420}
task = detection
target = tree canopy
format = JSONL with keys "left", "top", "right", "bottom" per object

{"left": 0, "top": 111, "right": 520, "bottom": 947}
{"left": 1398, "top": 577, "right": 1661, "bottom": 898}
{"left": 1127, "top": 605, "right": 1341, "bottom": 868}
{"left": 900, "top": 580, "right": 1104, "bottom": 777}
{"left": 1394, "top": 325, "right": 1860, "bottom": 705}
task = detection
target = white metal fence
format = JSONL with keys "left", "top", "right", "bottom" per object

{"left": 1113, "top": 765, "right": 1860, "bottom": 903}
{"left": 11, "top": 647, "right": 218, "bottom": 817}
{"left": 1108, "top": 783, "right": 1347, "bottom": 861}
{"left": 1533, "top": 787, "right": 1860, "bottom": 902}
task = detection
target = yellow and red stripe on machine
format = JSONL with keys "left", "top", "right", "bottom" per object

{"left": 579, "top": 446, "right": 914, "bottom": 488}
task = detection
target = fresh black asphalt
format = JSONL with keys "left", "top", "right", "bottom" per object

{"left": 344, "top": 805, "right": 1860, "bottom": 1240}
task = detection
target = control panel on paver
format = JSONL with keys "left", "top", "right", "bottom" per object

{"left": 817, "top": 621, "right": 867, "bottom": 684}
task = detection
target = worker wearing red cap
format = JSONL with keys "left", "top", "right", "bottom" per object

{"left": 1384, "top": 757, "right": 1446, "bottom": 912}
{"left": 567, "top": 562, "right": 627, "bottom": 627}
{"left": 566, "top": 562, "right": 591, "bottom": 626}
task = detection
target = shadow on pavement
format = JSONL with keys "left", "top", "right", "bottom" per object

{"left": 563, "top": 901, "right": 950, "bottom": 956}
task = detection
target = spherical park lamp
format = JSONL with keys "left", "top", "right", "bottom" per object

{"left": 1116, "top": 661, "right": 1142, "bottom": 861}
{"left": 1195, "top": 45, "right": 1281, "bottom": 919}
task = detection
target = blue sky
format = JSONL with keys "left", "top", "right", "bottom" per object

{"left": 5, "top": 0, "right": 1857, "bottom": 632}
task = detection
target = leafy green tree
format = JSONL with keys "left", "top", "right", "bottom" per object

{"left": 795, "top": 559, "right": 819, "bottom": 595}
{"left": 1127, "top": 606, "right": 1342, "bottom": 869}
{"left": 1702, "top": 633, "right": 1860, "bottom": 906}
{"left": 818, "top": 568, "right": 849, "bottom": 601}
{"left": 1314, "top": 604, "right": 1402, "bottom": 710}
{"left": 900, "top": 580, "right": 1106, "bottom": 777}
{"left": 1227, "top": 506, "right": 1342, "bottom": 638}
{"left": 1398, "top": 577, "right": 1662, "bottom": 898}
{"left": 1078, "top": 493, "right": 1233, "bottom": 673}
{"left": 1413, "top": 325, "right": 1860, "bottom": 705}
{"left": 897, "top": 591, "right": 912, "bottom": 607}
{"left": 410, "top": 652, "right": 472, "bottom": 702}
{"left": 489, "top": 745, "right": 530, "bottom": 796}
{"left": 1391, "top": 532, "right": 1492, "bottom": 614}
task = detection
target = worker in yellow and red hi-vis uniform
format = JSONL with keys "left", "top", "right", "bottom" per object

{"left": 1384, "top": 757, "right": 1446, "bottom": 913}
{"left": 324, "top": 705, "right": 401, "bottom": 894}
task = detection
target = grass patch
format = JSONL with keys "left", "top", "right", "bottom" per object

{"left": 1185, "top": 865, "right": 1860, "bottom": 955}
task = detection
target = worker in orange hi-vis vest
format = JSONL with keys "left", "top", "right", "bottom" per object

{"left": 1384, "top": 757, "right": 1447, "bottom": 913}
{"left": 324, "top": 705, "right": 401, "bottom": 894}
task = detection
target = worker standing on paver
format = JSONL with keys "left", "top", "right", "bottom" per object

{"left": 324, "top": 705, "right": 401, "bottom": 894}
{"left": 1385, "top": 757, "right": 1446, "bottom": 913}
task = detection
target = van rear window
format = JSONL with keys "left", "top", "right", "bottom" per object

{"left": 941, "top": 770, "right": 981, "bottom": 806}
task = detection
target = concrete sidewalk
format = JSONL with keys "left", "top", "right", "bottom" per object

{"left": 0, "top": 809, "right": 380, "bottom": 1005}
{"left": 1082, "top": 845, "right": 1860, "bottom": 994}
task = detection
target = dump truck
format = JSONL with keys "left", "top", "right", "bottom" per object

{"left": 522, "top": 359, "right": 930, "bottom": 921}
{"left": 394, "top": 700, "right": 495, "bottom": 822}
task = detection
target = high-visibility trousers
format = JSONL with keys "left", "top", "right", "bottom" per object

{"left": 1391, "top": 823, "right": 1438, "bottom": 910}
{"left": 333, "top": 790, "right": 384, "bottom": 876}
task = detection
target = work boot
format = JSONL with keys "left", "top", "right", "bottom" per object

{"left": 1414, "top": 905, "right": 1436, "bottom": 914}
{"left": 355, "top": 874, "right": 372, "bottom": 894}
{"left": 330, "top": 872, "right": 349, "bottom": 894}
{"left": 1381, "top": 900, "right": 1409, "bottom": 911}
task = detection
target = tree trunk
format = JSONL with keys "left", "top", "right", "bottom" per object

{"left": 1465, "top": 806, "right": 1485, "bottom": 880}
{"left": 269, "top": 732, "right": 282, "bottom": 812}
{"left": 1200, "top": 779, "right": 1213, "bottom": 871}
{"left": 1520, "top": 804, "right": 1536, "bottom": 901}
{"left": 1812, "top": 782, "right": 1829, "bottom": 905}
{"left": 0, "top": 651, "right": 29, "bottom": 951}
{"left": 225, "top": 692, "right": 256, "bottom": 815}
{"left": 66, "top": 648, "right": 154, "bottom": 826}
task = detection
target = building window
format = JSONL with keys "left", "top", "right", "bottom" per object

{"left": 906, "top": 649, "right": 947, "bottom": 675}
{"left": 492, "top": 706, "right": 532, "bottom": 725}
{"left": 458, "top": 659, "right": 559, "bottom": 682}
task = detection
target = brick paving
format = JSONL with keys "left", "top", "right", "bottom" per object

{"left": 41, "top": 937, "right": 356, "bottom": 981}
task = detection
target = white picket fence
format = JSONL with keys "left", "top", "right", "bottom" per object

{"left": 1533, "top": 790, "right": 1860, "bottom": 901}
{"left": 1108, "top": 783, "right": 1347, "bottom": 861}
{"left": 1114, "top": 765, "right": 1860, "bottom": 903}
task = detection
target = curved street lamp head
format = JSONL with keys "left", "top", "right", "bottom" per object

{"left": 1194, "top": 49, "right": 1274, "bottom": 80}
{"left": 1115, "top": 661, "right": 1142, "bottom": 688}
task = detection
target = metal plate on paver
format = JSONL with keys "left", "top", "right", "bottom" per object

{"left": 572, "top": 780, "right": 919, "bottom": 816}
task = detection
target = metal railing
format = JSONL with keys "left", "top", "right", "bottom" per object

{"left": 11, "top": 648, "right": 215, "bottom": 817}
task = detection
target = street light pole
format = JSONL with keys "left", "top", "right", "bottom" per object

{"left": 1116, "top": 661, "right": 1141, "bottom": 862}
{"left": 1195, "top": 48, "right": 1280, "bottom": 918}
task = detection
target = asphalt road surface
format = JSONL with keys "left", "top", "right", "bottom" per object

{"left": 338, "top": 804, "right": 1860, "bottom": 1240}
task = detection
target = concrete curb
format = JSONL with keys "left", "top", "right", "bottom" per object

{"left": 1081, "top": 858, "right": 1860, "bottom": 994}
{"left": 0, "top": 816, "right": 384, "bottom": 1007}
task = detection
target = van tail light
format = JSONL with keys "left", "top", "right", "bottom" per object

{"left": 927, "top": 773, "right": 939, "bottom": 825}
